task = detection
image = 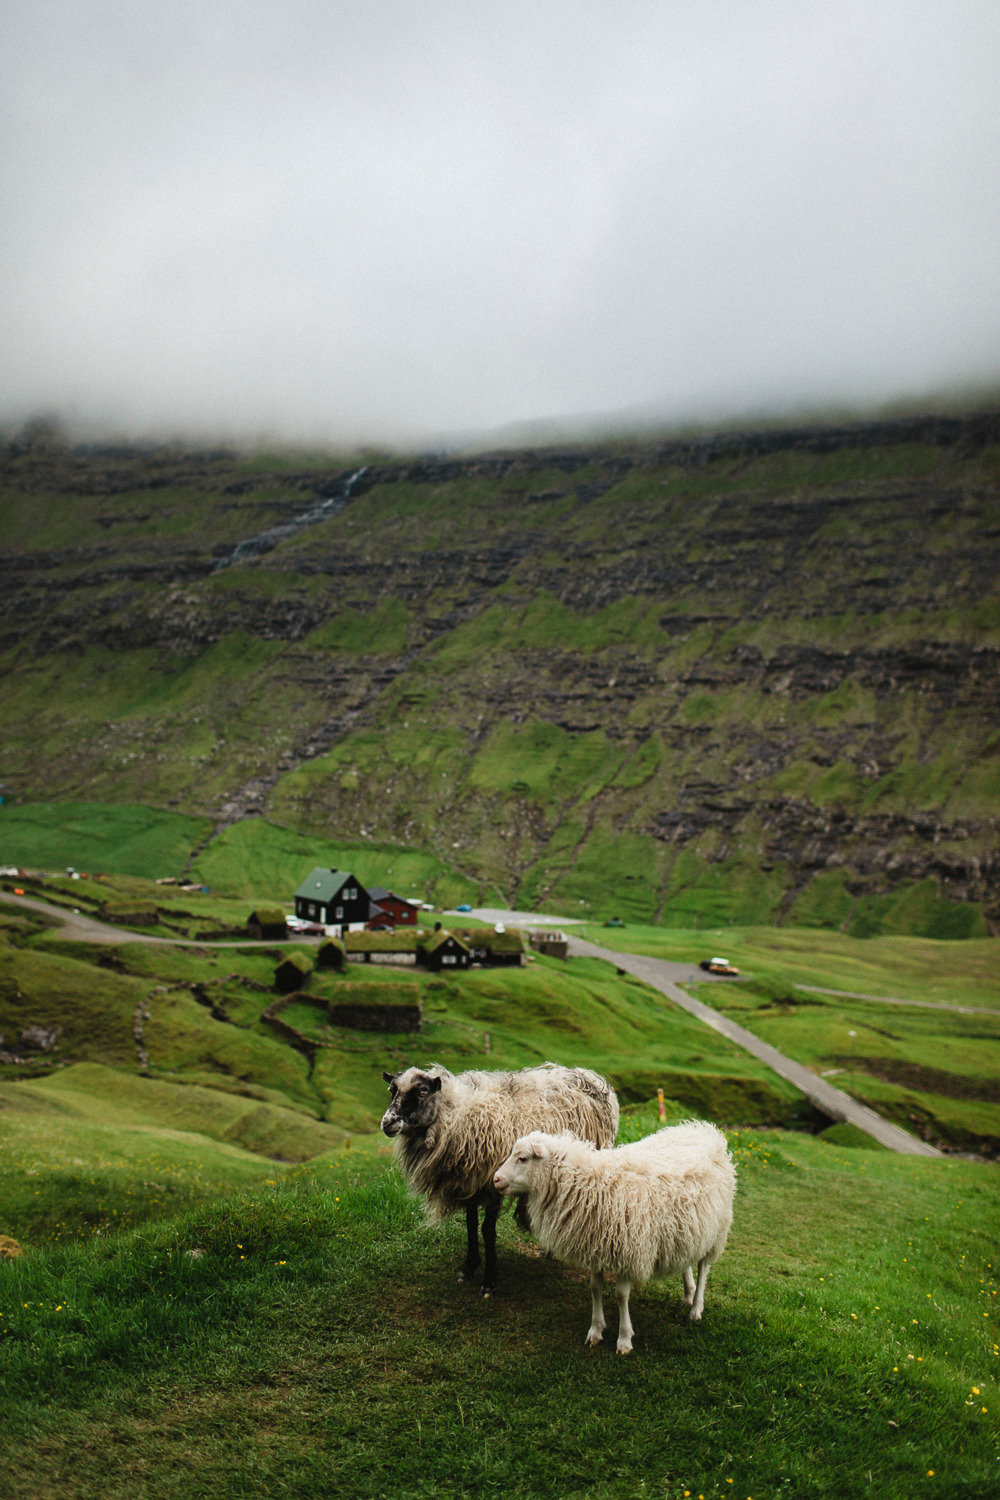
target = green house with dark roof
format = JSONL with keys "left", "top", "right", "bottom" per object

{"left": 293, "top": 868, "right": 371, "bottom": 930}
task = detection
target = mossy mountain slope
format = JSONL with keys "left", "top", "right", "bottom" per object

{"left": 2, "top": 413, "right": 999, "bottom": 933}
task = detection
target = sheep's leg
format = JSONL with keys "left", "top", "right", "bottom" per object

{"left": 682, "top": 1267, "right": 696, "bottom": 1306}
{"left": 689, "top": 1256, "right": 712, "bottom": 1321}
{"left": 459, "top": 1203, "right": 480, "bottom": 1282}
{"left": 586, "top": 1271, "right": 606, "bottom": 1347}
{"left": 615, "top": 1278, "right": 634, "bottom": 1354}
{"left": 480, "top": 1195, "right": 499, "bottom": 1297}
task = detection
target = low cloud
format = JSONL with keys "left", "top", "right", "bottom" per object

{"left": 2, "top": 1, "right": 998, "bottom": 447}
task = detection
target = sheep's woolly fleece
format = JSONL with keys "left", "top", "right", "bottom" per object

{"left": 506, "top": 1121, "right": 736, "bottom": 1285}
{"left": 387, "top": 1063, "right": 619, "bottom": 1219}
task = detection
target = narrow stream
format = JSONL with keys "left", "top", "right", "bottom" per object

{"left": 212, "top": 465, "right": 369, "bottom": 571}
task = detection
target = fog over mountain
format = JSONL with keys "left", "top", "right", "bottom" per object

{"left": 2, "top": 1, "right": 999, "bottom": 448}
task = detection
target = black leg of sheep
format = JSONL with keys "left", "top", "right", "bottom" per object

{"left": 460, "top": 1190, "right": 501, "bottom": 1296}
{"left": 460, "top": 1202, "right": 481, "bottom": 1283}
{"left": 480, "top": 1195, "right": 499, "bottom": 1296}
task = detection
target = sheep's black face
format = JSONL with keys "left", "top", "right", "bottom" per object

{"left": 381, "top": 1068, "right": 443, "bottom": 1137}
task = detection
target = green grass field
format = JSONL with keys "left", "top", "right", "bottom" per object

{"left": 579, "top": 922, "right": 1000, "bottom": 1011}
{"left": 1, "top": 800, "right": 492, "bottom": 912}
{"left": 1, "top": 1123, "right": 997, "bottom": 1499}
{"left": 1, "top": 867, "right": 1000, "bottom": 1494}
{"left": 0, "top": 802, "right": 212, "bottom": 880}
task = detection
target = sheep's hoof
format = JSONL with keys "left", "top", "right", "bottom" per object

{"left": 585, "top": 1332, "right": 603, "bottom": 1347}
{"left": 616, "top": 1343, "right": 633, "bottom": 1355}
{"left": 480, "top": 1287, "right": 494, "bottom": 1299}
{"left": 688, "top": 1309, "right": 702, "bottom": 1322}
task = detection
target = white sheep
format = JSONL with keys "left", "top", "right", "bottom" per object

{"left": 381, "top": 1062, "right": 619, "bottom": 1295}
{"left": 493, "top": 1120, "right": 736, "bottom": 1351}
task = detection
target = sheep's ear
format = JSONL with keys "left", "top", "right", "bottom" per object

{"left": 428, "top": 1075, "right": 443, "bottom": 1093}
{"left": 531, "top": 1138, "right": 550, "bottom": 1160}
{"left": 382, "top": 1071, "right": 397, "bottom": 1086}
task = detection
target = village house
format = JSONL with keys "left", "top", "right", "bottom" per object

{"left": 293, "top": 869, "right": 372, "bottom": 932}
{"left": 343, "top": 930, "right": 417, "bottom": 965}
{"left": 416, "top": 929, "right": 473, "bottom": 971}
{"left": 528, "top": 929, "right": 568, "bottom": 959}
{"left": 452, "top": 925, "right": 526, "bottom": 966}
{"left": 366, "top": 886, "right": 421, "bottom": 929}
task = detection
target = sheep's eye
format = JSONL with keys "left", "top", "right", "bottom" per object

{"left": 516, "top": 1154, "right": 528, "bottom": 1163}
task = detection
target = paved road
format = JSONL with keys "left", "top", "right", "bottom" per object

{"left": 567, "top": 934, "right": 943, "bottom": 1157}
{"left": 445, "top": 906, "right": 585, "bottom": 926}
{"left": 0, "top": 892, "right": 317, "bottom": 948}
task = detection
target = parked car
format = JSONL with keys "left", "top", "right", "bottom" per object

{"left": 456, "top": 903, "right": 472, "bottom": 912}
{"left": 287, "top": 915, "right": 325, "bottom": 936}
{"left": 699, "top": 956, "right": 740, "bottom": 975}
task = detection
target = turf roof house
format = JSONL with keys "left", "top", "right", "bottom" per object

{"left": 294, "top": 869, "right": 374, "bottom": 932}
{"left": 416, "top": 929, "right": 473, "bottom": 970}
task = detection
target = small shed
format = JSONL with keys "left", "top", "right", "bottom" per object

{"left": 416, "top": 930, "right": 473, "bottom": 971}
{"left": 274, "top": 952, "right": 313, "bottom": 995}
{"left": 99, "top": 901, "right": 159, "bottom": 928}
{"left": 247, "top": 907, "right": 289, "bottom": 941}
{"left": 316, "top": 937, "right": 347, "bottom": 971}
{"left": 327, "top": 982, "right": 423, "bottom": 1033}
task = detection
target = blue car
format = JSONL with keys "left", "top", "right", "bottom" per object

{"left": 456, "top": 903, "right": 472, "bottom": 912}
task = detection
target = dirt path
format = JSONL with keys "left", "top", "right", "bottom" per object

{"left": 794, "top": 983, "right": 1000, "bottom": 1016}
{"left": 567, "top": 935, "right": 943, "bottom": 1157}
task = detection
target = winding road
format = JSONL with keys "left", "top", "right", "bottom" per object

{"left": 565, "top": 934, "right": 942, "bottom": 1156}
{"left": 4, "top": 892, "right": 944, "bottom": 1155}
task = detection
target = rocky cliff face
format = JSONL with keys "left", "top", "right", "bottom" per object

{"left": 2, "top": 413, "right": 998, "bottom": 932}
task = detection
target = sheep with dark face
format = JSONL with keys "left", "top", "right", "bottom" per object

{"left": 381, "top": 1062, "right": 619, "bottom": 1295}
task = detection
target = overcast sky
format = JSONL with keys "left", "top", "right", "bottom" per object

{"left": 2, "top": 1, "right": 999, "bottom": 448}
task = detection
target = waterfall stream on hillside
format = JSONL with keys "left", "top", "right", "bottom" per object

{"left": 212, "top": 465, "right": 368, "bottom": 571}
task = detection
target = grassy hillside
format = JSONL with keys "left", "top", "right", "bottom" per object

{"left": 2, "top": 1121, "right": 997, "bottom": 1498}
{"left": 0, "top": 801, "right": 213, "bottom": 879}
{"left": 0, "top": 894, "right": 811, "bottom": 1138}
{"left": 3, "top": 879, "right": 998, "bottom": 1152}
{"left": 1, "top": 871, "right": 998, "bottom": 1494}
{"left": 2, "top": 414, "right": 999, "bottom": 935}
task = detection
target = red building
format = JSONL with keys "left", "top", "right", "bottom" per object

{"left": 367, "top": 886, "right": 421, "bottom": 929}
